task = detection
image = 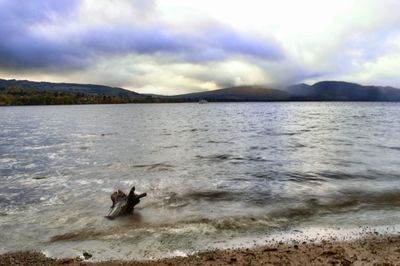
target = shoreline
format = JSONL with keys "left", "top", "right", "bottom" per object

{"left": 1, "top": 233, "right": 399, "bottom": 265}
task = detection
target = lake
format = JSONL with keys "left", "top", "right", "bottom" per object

{"left": 1, "top": 102, "right": 400, "bottom": 260}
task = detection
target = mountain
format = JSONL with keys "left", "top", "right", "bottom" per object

{"left": 0, "top": 79, "right": 139, "bottom": 96}
{"left": 175, "top": 82, "right": 400, "bottom": 102}
{"left": 170, "top": 86, "right": 292, "bottom": 101}
{"left": 2, "top": 78, "right": 400, "bottom": 105}
{"left": 287, "top": 81, "right": 400, "bottom": 101}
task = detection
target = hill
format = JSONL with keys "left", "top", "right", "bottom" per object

{"left": 170, "top": 86, "right": 292, "bottom": 101}
{"left": 287, "top": 81, "right": 400, "bottom": 101}
{"left": 0, "top": 79, "right": 139, "bottom": 96}
{"left": 0, "top": 78, "right": 164, "bottom": 105}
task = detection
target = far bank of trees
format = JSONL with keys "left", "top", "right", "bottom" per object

{"left": 0, "top": 87, "right": 186, "bottom": 105}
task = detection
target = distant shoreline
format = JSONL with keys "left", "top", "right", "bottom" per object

{"left": 3, "top": 100, "right": 400, "bottom": 107}
{"left": 1, "top": 233, "right": 399, "bottom": 265}
{"left": 2, "top": 79, "right": 400, "bottom": 105}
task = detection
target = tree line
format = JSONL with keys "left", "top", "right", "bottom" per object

{"left": 0, "top": 87, "right": 187, "bottom": 105}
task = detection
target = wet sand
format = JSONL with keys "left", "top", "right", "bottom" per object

{"left": 1, "top": 234, "right": 400, "bottom": 265}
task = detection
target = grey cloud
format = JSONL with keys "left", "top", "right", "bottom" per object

{"left": 0, "top": 0, "right": 285, "bottom": 72}
{"left": 0, "top": 0, "right": 84, "bottom": 70}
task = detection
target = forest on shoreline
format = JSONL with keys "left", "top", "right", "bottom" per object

{"left": 0, "top": 87, "right": 184, "bottom": 105}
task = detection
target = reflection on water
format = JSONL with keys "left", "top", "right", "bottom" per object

{"left": 1, "top": 102, "right": 400, "bottom": 259}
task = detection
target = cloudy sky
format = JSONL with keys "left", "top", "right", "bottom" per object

{"left": 0, "top": 0, "right": 399, "bottom": 94}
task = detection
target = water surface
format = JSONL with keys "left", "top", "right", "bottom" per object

{"left": 1, "top": 102, "right": 400, "bottom": 260}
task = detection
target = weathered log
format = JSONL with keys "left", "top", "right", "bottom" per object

{"left": 106, "top": 186, "right": 147, "bottom": 219}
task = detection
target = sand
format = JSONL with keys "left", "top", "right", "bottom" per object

{"left": 1, "top": 234, "right": 400, "bottom": 265}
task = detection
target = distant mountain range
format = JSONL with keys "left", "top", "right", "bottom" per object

{"left": 287, "top": 81, "right": 400, "bottom": 101}
{"left": 167, "top": 81, "right": 400, "bottom": 101}
{"left": 1, "top": 78, "right": 400, "bottom": 105}
{"left": 169, "top": 86, "right": 292, "bottom": 101}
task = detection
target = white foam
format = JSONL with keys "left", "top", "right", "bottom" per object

{"left": 168, "top": 250, "right": 188, "bottom": 257}
{"left": 210, "top": 224, "right": 400, "bottom": 251}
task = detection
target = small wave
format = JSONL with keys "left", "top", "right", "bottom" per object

{"left": 285, "top": 170, "right": 399, "bottom": 182}
{"left": 180, "top": 128, "right": 209, "bottom": 133}
{"left": 49, "top": 218, "right": 159, "bottom": 243}
{"left": 99, "top": 132, "right": 118, "bottom": 137}
{"left": 72, "top": 133, "right": 98, "bottom": 139}
{"left": 162, "top": 189, "right": 400, "bottom": 227}
{"left": 196, "top": 216, "right": 280, "bottom": 230}
{"left": 207, "top": 140, "right": 234, "bottom": 144}
{"left": 316, "top": 170, "right": 379, "bottom": 180}
{"left": 292, "top": 143, "right": 306, "bottom": 148}
{"left": 160, "top": 190, "right": 275, "bottom": 207}
{"left": 152, "top": 190, "right": 247, "bottom": 210}
{"left": 244, "top": 156, "right": 270, "bottom": 162}
{"left": 49, "top": 229, "right": 108, "bottom": 242}
{"left": 22, "top": 145, "right": 54, "bottom": 151}
{"left": 183, "top": 128, "right": 198, "bottom": 132}
{"left": 163, "top": 145, "right": 179, "bottom": 149}
{"left": 33, "top": 176, "right": 49, "bottom": 180}
{"left": 0, "top": 158, "right": 17, "bottom": 164}
{"left": 274, "top": 132, "right": 296, "bottom": 136}
{"left": 249, "top": 146, "right": 268, "bottom": 150}
{"left": 270, "top": 189, "right": 400, "bottom": 222}
{"left": 251, "top": 173, "right": 274, "bottom": 179}
{"left": 195, "top": 154, "right": 269, "bottom": 164}
{"left": 184, "top": 191, "right": 236, "bottom": 201}
{"left": 338, "top": 189, "right": 400, "bottom": 207}
{"left": 195, "top": 154, "right": 231, "bottom": 161}
{"left": 377, "top": 145, "right": 400, "bottom": 151}
{"left": 156, "top": 191, "right": 239, "bottom": 208}
{"left": 285, "top": 172, "right": 325, "bottom": 182}
{"left": 132, "top": 163, "right": 173, "bottom": 171}
{"left": 230, "top": 157, "right": 270, "bottom": 165}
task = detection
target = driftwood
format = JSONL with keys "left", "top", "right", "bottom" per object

{"left": 106, "top": 186, "right": 147, "bottom": 219}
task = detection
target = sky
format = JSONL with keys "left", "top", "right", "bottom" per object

{"left": 0, "top": 0, "right": 400, "bottom": 95}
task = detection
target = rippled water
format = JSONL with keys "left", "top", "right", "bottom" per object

{"left": 1, "top": 102, "right": 400, "bottom": 260}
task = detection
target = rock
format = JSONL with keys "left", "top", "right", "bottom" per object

{"left": 321, "top": 250, "right": 336, "bottom": 256}
{"left": 328, "top": 260, "right": 340, "bottom": 266}
{"left": 342, "top": 258, "right": 352, "bottom": 266}
{"left": 59, "top": 258, "right": 74, "bottom": 264}
{"left": 83, "top": 251, "right": 92, "bottom": 260}
{"left": 263, "top": 248, "right": 278, "bottom": 252}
